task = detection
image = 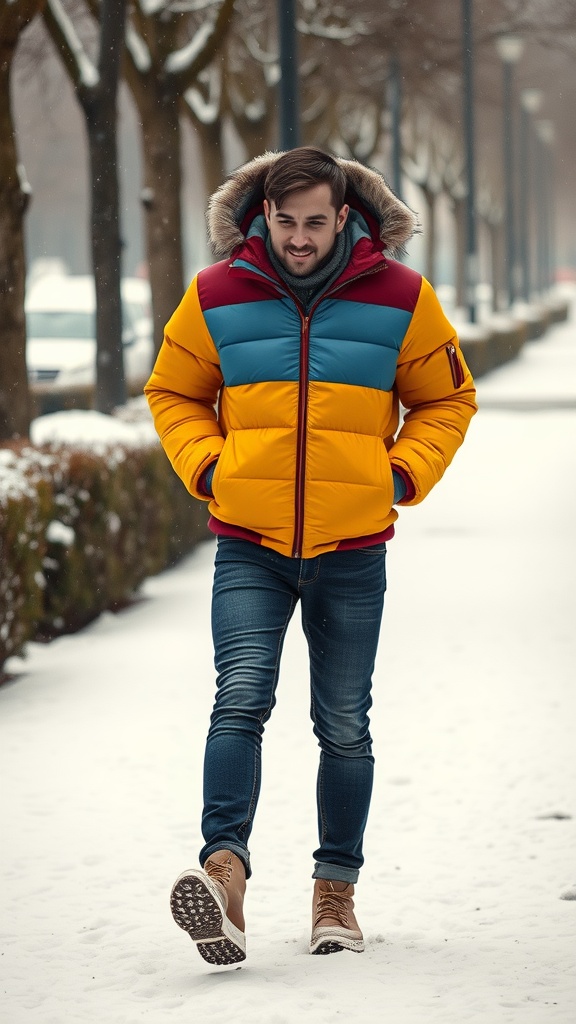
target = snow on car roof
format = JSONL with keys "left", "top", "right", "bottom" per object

{"left": 26, "top": 275, "right": 95, "bottom": 312}
{"left": 26, "top": 275, "right": 151, "bottom": 312}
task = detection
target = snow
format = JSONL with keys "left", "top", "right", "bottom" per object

{"left": 46, "top": 0, "right": 99, "bottom": 89}
{"left": 30, "top": 408, "right": 157, "bottom": 450}
{"left": 137, "top": 0, "right": 167, "bottom": 16}
{"left": 46, "top": 520, "right": 75, "bottom": 547}
{"left": 2, "top": 307, "right": 576, "bottom": 1022}
{"left": 184, "top": 66, "right": 221, "bottom": 126}
{"left": 297, "top": 15, "right": 368, "bottom": 42}
{"left": 125, "top": 24, "right": 152, "bottom": 74}
{"left": 165, "top": 20, "right": 214, "bottom": 76}
{"left": 17, "top": 163, "right": 32, "bottom": 197}
{"left": 0, "top": 449, "right": 36, "bottom": 503}
{"left": 0, "top": 405, "right": 157, "bottom": 507}
{"left": 0, "top": 446, "right": 55, "bottom": 505}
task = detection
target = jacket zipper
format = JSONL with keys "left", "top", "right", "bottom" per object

{"left": 446, "top": 343, "right": 465, "bottom": 388}
{"left": 291, "top": 264, "right": 384, "bottom": 558}
{"left": 293, "top": 311, "right": 310, "bottom": 557}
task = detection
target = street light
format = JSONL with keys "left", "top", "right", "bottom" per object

{"left": 277, "top": 0, "right": 300, "bottom": 149}
{"left": 495, "top": 34, "right": 524, "bottom": 308}
{"left": 388, "top": 54, "right": 403, "bottom": 201}
{"left": 518, "top": 87, "right": 543, "bottom": 301}
{"left": 535, "top": 118, "right": 556, "bottom": 292}
{"left": 461, "top": 0, "right": 478, "bottom": 323}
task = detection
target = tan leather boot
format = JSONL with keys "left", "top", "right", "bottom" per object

{"left": 310, "top": 879, "right": 364, "bottom": 954}
{"left": 170, "top": 850, "right": 247, "bottom": 965}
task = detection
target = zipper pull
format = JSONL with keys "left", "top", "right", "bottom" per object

{"left": 446, "top": 343, "right": 465, "bottom": 388}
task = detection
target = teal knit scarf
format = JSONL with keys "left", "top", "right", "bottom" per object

{"left": 266, "top": 222, "right": 352, "bottom": 312}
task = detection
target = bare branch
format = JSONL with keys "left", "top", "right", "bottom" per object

{"left": 296, "top": 16, "right": 369, "bottom": 42}
{"left": 166, "top": 0, "right": 235, "bottom": 89}
{"left": 170, "top": 0, "right": 223, "bottom": 11}
{"left": 42, "top": 0, "right": 99, "bottom": 92}
{"left": 125, "top": 22, "right": 152, "bottom": 73}
{"left": 241, "top": 27, "right": 277, "bottom": 65}
{"left": 184, "top": 64, "right": 221, "bottom": 124}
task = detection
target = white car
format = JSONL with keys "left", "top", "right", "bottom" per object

{"left": 25, "top": 275, "right": 155, "bottom": 406}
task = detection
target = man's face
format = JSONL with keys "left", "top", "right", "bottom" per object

{"left": 263, "top": 183, "right": 349, "bottom": 277}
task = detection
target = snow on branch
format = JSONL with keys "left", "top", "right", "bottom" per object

{"left": 301, "top": 87, "right": 329, "bottom": 124}
{"left": 229, "top": 86, "right": 265, "bottom": 123}
{"left": 300, "top": 55, "right": 321, "bottom": 77}
{"left": 169, "top": 0, "right": 223, "bottom": 11}
{"left": 243, "top": 98, "right": 266, "bottom": 122}
{"left": 17, "top": 164, "right": 33, "bottom": 198}
{"left": 125, "top": 22, "right": 152, "bottom": 73}
{"left": 137, "top": 0, "right": 169, "bottom": 16}
{"left": 165, "top": 18, "right": 213, "bottom": 74}
{"left": 296, "top": 16, "right": 369, "bottom": 42}
{"left": 242, "top": 31, "right": 278, "bottom": 66}
{"left": 264, "top": 61, "right": 280, "bottom": 88}
{"left": 184, "top": 66, "right": 221, "bottom": 124}
{"left": 46, "top": 0, "right": 99, "bottom": 88}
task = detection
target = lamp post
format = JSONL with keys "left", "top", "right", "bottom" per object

{"left": 518, "top": 88, "right": 543, "bottom": 302}
{"left": 495, "top": 34, "right": 524, "bottom": 308}
{"left": 277, "top": 0, "right": 300, "bottom": 149}
{"left": 461, "top": 0, "right": 478, "bottom": 322}
{"left": 388, "top": 54, "right": 403, "bottom": 200}
{"left": 535, "top": 119, "right": 556, "bottom": 292}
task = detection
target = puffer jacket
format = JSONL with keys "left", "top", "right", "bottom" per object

{"left": 144, "top": 152, "right": 477, "bottom": 559}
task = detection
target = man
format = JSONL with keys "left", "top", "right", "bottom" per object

{"left": 145, "top": 147, "right": 477, "bottom": 966}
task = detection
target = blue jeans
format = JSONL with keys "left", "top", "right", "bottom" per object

{"left": 200, "top": 537, "right": 387, "bottom": 883}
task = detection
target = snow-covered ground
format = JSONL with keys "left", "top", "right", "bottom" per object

{"left": 2, "top": 306, "right": 575, "bottom": 1023}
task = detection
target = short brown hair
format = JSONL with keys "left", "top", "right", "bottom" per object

{"left": 264, "top": 147, "right": 347, "bottom": 212}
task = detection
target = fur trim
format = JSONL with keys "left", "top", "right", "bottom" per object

{"left": 207, "top": 151, "right": 418, "bottom": 259}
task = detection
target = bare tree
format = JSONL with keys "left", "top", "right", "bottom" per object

{"left": 182, "top": 0, "right": 278, "bottom": 202}
{"left": 184, "top": 63, "right": 227, "bottom": 201}
{"left": 182, "top": 0, "right": 371, "bottom": 202}
{"left": 401, "top": 102, "right": 446, "bottom": 285}
{"left": 0, "top": 0, "right": 43, "bottom": 441}
{"left": 123, "top": 0, "right": 235, "bottom": 354}
{"left": 42, "top": 0, "right": 128, "bottom": 413}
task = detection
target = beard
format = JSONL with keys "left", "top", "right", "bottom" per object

{"left": 280, "top": 246, "right": 318, "bottom": 275}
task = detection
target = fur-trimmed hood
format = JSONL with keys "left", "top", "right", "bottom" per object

{"left": 207, "top": 151, "right": 418, "bottom": 259}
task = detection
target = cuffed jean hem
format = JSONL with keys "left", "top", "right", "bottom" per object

{"left": 201, "top": 843, "right": 252, "bottom": 880}
{"left": 312, "top": 861, "right": 360, "bottom": 884}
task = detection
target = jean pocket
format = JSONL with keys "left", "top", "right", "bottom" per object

{"left": 356, "top": 543, "right": 387, "bottom": 555}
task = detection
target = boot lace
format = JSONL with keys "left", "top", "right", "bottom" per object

{"left": 315, "top": 887, "right": 351, "bottom": 927}
{"left": 205, "top": 856, "right": 232, "bottom": 885}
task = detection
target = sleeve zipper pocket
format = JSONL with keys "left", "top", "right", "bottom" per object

{"left": 446, "top": 343, "right": 465, "bottom": 389}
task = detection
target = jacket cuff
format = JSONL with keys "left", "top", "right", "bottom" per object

{"left": 391, "top": 464, "right": 415, "bottom": 504}
{"left": 198, "top": 460, "right": 217, "bottom": 497}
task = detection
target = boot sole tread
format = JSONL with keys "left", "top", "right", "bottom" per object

{"left": 310, "top": 933, "right": 365, "bottom": 955}
{"left": 196, "top": 938, "right": 246, "bottom": 965}
{"left": 170, "top": 874, "right": 246, "bottom": 965}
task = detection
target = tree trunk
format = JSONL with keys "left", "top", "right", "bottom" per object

{"left": 489, "top": 220, "right": 504, "bottom": 311}
{"left": 193, "top": 117, "right": 226, "bottom": 208}
{"left": 83, "top": 90, "right": 126, "bottom": 412}
{"left": 239, "top": 106, "right": 276, "bottom": 161}
{"left": 41, "top": 0, "right": 127, "bottom": 415}
{"left": 122, "top": 0, "right": 236, "bottom": 353}
{"left": 134, "top": 79, "right": 185, "bottom": 356}
{"left": 0, "top": 49, "right": 31, "bottom": 440}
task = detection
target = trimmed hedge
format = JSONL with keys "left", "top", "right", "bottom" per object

{"left": 0, "top": 440, "right": 210, "bottom": 672}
